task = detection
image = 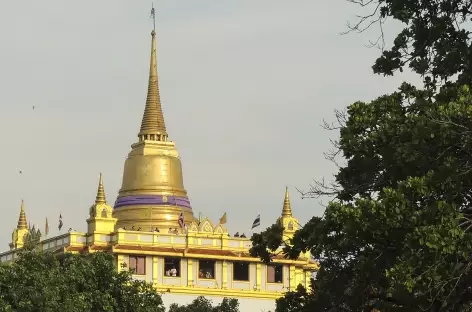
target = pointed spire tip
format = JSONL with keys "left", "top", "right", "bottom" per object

{"left": 95, "top": 173, "right": 107, "bottom": 204}
{"left": 17, "top": 199, "right": 27, "bottom": 230}
{"left": 138, "top": 25, "right": 168, "bottom": 141}
{"left": 282, "top": 186, "right": 292, "bottom": 218}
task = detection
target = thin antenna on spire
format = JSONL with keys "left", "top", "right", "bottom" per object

{"left": 139, "top": 2, "right": 168, "bottom": 141}
{"left": 150, "top": 3, "right": 156, "bottom": 32}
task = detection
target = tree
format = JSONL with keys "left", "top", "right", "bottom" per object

{"left": 345, "top": 0, "right": 472, "bottom": 88}
{"left": 253, "top": 83, "right": 472, "bottom": 311}
{"left": 0, "top": 250, "right": 164, "bottom": 312}
{"left": 274, "top": 283, "right": 315, "bottom": 312}
{"left": 251, "top": 1, "right": 472, "bottom": 310}
{"left": 167, "top": 296, "right": 240, "bottom": 312}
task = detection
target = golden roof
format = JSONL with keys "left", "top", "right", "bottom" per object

{"left": 138, "top": 30, "right": 168, "bottom": 141}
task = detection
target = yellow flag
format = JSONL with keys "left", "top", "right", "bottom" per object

{"left": 219, "top": 212, "right": 227, "bottom": 224}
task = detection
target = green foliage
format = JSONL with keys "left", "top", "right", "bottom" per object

{"left": 0, "top": 251, "right": 164, "bottom": 312}
{"left": 251, "top": 83, "right": 472, "bottom": 311}
{"left": 274, "top": 283, "right": 315, "bottom": 312}
{"left": 351, "top": 0, "right": 472, "bottom": 87}
{"left": 250, "top": 223, "right": 284, "bottom": 263}
{"left": 167, "top": 296, "right": 239, "bottom": 312}
{"left": 249, "top": 1, "right": 472, "bottom": 310}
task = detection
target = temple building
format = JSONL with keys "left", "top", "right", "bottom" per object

{"left": 0, "top": 27, "right": 318, "bottom": 311}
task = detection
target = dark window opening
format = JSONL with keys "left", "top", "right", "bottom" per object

{"left": 199, "top": 260, "right": 215, "bottom": 279}
{"left": 267, "top": 264, "right": 283, "bottom": 283}
{"left": 129, "top": 255, "right": 146, "bottom": 275}
{"left": 164, "top": 257, "right": 181, "bottom": 277}
{"left": 233, "top": 261, "right": 249, "bottom": 281}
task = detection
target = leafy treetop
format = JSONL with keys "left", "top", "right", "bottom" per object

{"left": 348, "top": 0, "right": 472, "bottom": 88}
{"left": 167, "top": 296, "right": 240, "bottom": 312}
{"left": 0, "top": 251, "right": 165, "bottom": 312}
{"left": 252, "top": 83, "right": 472, "bottom": 311}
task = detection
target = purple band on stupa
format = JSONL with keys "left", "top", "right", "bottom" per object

{"left": 114, "top": 195, "right": 192, "bottom": 210}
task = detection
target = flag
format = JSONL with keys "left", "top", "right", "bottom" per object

{"left": 45, "top": 217, "right": 49, "bottom": 235}
{"left": 58, "top": 214, "right": 63, "bottom": 231}
{"left": 219, "top": 212, "right": 227, "bottom": 225}
{"left": 178, "top": 212, "right": 185, "bottom": 229}
{"left": 178, "top": 211, "right": 188, "bottom": 234}
{"left": 150, "top": 6, "right": 155, "bottom": 18}
{"left": 251, "top": 214, "right": 260, "bottom": 229}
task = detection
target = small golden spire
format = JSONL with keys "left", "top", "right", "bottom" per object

{"left": 138, "top": 28, "right": 168, "bottom": 142}
{"left": 17, "top": 200, "right": 27, "bottom": 230}
{"left": 95, "top": 173, "right": 107, "bottom": 204}
{"left": 282, "top": 187, "right": 293, "bottom": 217}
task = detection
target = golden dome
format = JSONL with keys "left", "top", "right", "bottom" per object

{"left": 112, "top": 30, "right": 194, "bottom": 231}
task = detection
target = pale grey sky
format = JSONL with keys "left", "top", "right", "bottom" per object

{"left": 0, "top": 0, "right": 418, "bottom": 247}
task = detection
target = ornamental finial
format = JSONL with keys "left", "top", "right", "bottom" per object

{"left": 95, "top": 173, "right": 107, "bottom": 204}
{"left": 17, "top": 200, "right": 27, "bottom": 230}
{"left": 282, "top": 186, "right": 292, "bottom": 217}
{"left": 138, "top": 6, "right": 168, "bottom": 142}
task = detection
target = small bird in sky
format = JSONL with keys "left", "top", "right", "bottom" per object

{"left": 32, "top": 106, "right": 35, "bottom": 110}
{"left": 19, "top": 170, "right": 22, "bottom": 174}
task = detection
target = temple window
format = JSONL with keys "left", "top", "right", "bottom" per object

{"left": 164, "top": 257, "right": 180, "bottom": 277}
{"left": 101, "top": 209, "right": 107, "bottom": 218}
{"left": 233, "top": 261, "right": 250, "bottom": 281}
{"left": 198, "top": 260, "right": 215, "bottom": 279}
{"left": 129, "top": 255, "right": 146, "bottom": 275}
{"left": 288, "top": 221, "right": 294, "bottom": 231}
{"left": 267, "top": 264, "right": 283, "bottom": 283}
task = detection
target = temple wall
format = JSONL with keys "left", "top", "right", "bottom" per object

{"left": 227, "top": 261, "right": 233, "bottom": 285}
{"left": 0, "top": 230, "right": 317, "bottom": 304}
{"left": 146, "top": 256, "right": 153, "bottom": 282}
{"left": 181, "top": 258, "right": 188, "bottom": 285}
{"left": 283, "top": 265, "right": 290, "bottom": 289}
{"left": 119, "top": 253, "right": 295, "bottom": 294}
{"left": 250, "top": 263, "right": 256, "bottom": 286}
{"left": 260, "top": 264, "right": 267, "bottom": 290}
{"left": 215, "top": 260, "right": 222, "bottom": 286}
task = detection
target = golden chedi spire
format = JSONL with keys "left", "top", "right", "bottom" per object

{"left": 113, "top": 24, "right": 194, "bottom": 232}
{"left": 88, "top": 173, "right": 117, "bottom": 234}
{"left": 10, "top": 200, "right": 29, "bottom": 250}
{"left": 282, "top": 186, "right": 293, "bottom": 217}
{"left": 95, "top": 173, "right": 106, "bottom": 204}
{"left": 138, "top": 30, "right": 168, "bottom": 142}
{"left": 17, "top": 200, "right": 27, "bottom": 230}
{"left": 278, "top": 187, "right": 298, "bottom": 239}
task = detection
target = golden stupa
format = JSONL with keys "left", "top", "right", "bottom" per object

{"left": 113, "top": 29, "right": 194, "bottom": 231}
{"left": 0, "top": 23, "right": 318, "bottom": 311}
